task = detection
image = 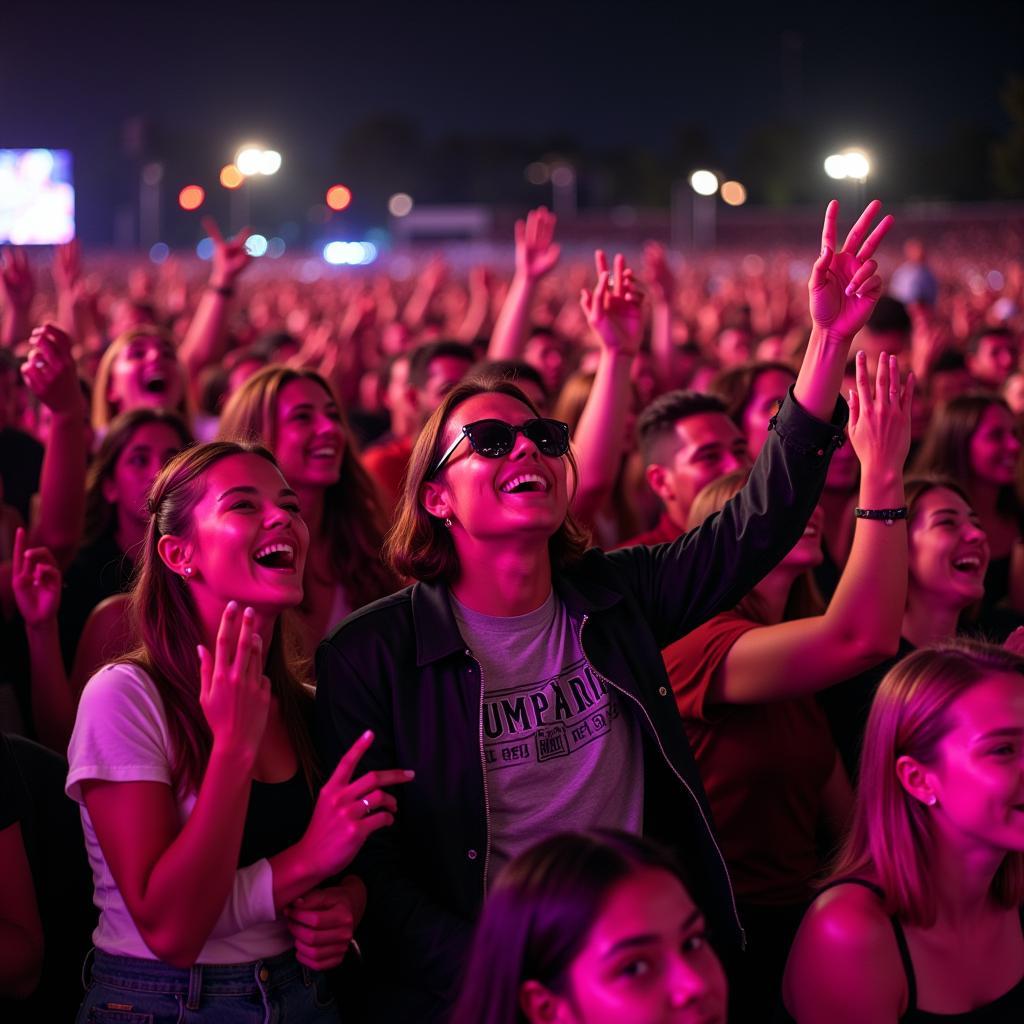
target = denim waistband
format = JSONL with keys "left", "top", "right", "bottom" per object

{"left": 88, "top": 948, "right": 304, "bottom": 999}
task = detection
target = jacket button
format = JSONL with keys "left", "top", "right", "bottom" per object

{"left": 817, "top": 448, "right": 825, "bottom": 456}
{"left": 467, "top": 849, "right": 478, "bottom": 860}
{"left": 464, "top": 648, "right": 472, "bottom": 657}
{"left": 658, "top": 686, "right": 669, "bottom": 696}
{"left": 258, "top": 966, "right": 270, "bottom": 982}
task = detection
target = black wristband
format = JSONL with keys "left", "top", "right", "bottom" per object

{"left": 208, "top": 284, "right": 234, "bottom": 298}
{"left": 854, "top": 506, "right": 908, "bottom": 526}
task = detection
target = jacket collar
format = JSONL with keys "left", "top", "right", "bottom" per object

{"left": 410, "top": 557, "right": 622, "bottom": 667}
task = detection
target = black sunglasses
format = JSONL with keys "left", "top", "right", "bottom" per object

{"left": 429, "top": 417, "right": 571, "bottom": 478}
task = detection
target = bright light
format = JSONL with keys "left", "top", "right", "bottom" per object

{"left": 178, "top": 185, "right": 205, "bottom": 211}
{"left": 149, "top": 242, "right": 169, "bottom": 264}
{"left": 824, "top": 150, "right": 871, "bottom": 181}
{"left": 244, "top": 233, "right": 268, "bottom": 257}
{"left": 720, "top": 181, "right": 747, "bottom": 206}
{"left": 323, "top": 241, "right": 348, "bottom": 265}
{"left": 235, "top": 147, "right": 264, "bottom": 176}
{"left": 322, "top": 240, "right": 378, "bottom": 266}
{"left": 220, "top": 164, "right": 244, "bottom": 189}
{"left": 267, "top": 237, "right": 286, "bottom": 258}
{"left": 326, "top": 185, "right": 352, "bottom": 211}
{"left": 388, "top": 192, "right": 413, "bottom": 217}
{"left": 359, "top": 241, "right": 378, "bottom": 265}
{"left": 824, "top": 154, "right": 848, "bottom": 179}
{"left": 196, "top": 237, "right": 215, "bottom": 260}
{"left": 689, "top": 170, "right": 719, "bottom": 196}
{"left": 259, "top": 150, "right": 282, "bottom": 175}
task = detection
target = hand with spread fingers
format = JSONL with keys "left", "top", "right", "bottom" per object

{"left": 0, "top": 246, "right": 36, "bottom": 315}
{"left": 11, "top": 527, "right": 61, "bottom": 627}
{"left": 202, "top": 217, "right": 252, "bottom": 291}
{"left": 809, "top": 200, "right": 893, "bottom": 339}
{"left": 847, "top": 350, "right": 915, "bottom": 479}
{"left": 514, "top": 206, "right": 561, "bottom": 282}
{"left": 580, "top": 250, "right": 645, "bottom": 356}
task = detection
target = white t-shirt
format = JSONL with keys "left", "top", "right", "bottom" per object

{"left": 66, "top": 662, "right": 292, "bottom": 962}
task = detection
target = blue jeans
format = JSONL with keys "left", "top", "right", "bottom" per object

{"left": 77, "top": 948, "right": 341, "bottom": 1023}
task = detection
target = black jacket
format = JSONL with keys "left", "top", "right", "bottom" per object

{"left": 316, "top": 391, "right": 847, "bottom": 1023}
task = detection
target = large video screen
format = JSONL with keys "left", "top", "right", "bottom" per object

{"left": 0, "top": 149, "right": 75, "bottom": 245}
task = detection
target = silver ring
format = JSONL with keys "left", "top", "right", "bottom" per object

{"left": 361, "top": 797, "right": 371, "bottom": 816}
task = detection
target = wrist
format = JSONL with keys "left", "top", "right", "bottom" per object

{"left": 25, "top": 617, "right": 59, "bottom": 640}
{"left": 270, "top": 838, "right": 322, "bottom": 908}
{"left": 208, "top": 737, "right": 258, "bottom": 775}
{"left": 857, "top": 475, "right": 906, "bottom": 509}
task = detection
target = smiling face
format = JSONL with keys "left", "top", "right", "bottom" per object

{"left": 907, "top": 487, "right": 989, "bottom": 609}
{"left": 103, "top": 421, "right": 189, "bottom": 533}
{"left": 421, "top": 392, "right": 569, "bottom": 546}
{"left": 549, "top": 867, "right": 727, "bottom": 1024}
{"left": 179, "top": 453, "right": 310, "bottom": 613}
{"left": 922, "top": 672, "right": 1024, "bottom": 857}
{"left": 107, "top": 333, "right": 184, "bottom": 414}
{"left": 273, "top": 377, "right": 346, "bottom": 491}
{"left": 779, "top": 503, "right": 825, "bottom": 572}
{"left": 969, "top": 334, "right": 1020, "bottom": 388}
{"left": 968, "top": 404, "right": 1022, "bottom": 487}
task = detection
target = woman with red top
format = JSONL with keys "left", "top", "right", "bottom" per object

{"left": 664, "top": 349, "right": 913, "bottom": 1018}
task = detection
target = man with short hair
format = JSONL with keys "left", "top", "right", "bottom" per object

{"left": 966, "top": 327, "right": 1020, "bottom": 389}
{"left": 852, "top": 295, "right": 911, "bottom": 372}
{"left": 620, "top": 391, "right": 752, "bottom": 547}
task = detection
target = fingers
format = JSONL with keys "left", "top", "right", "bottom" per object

{"left": 841, "top": 199, "right": 882, "bottom": 255}
{"left": 594, "top": 249, "right": 609, "bottom": 279}
{"left": 901, "top": 370, "right": 916, "bottom": 412}
{"left": 820, "top": 200, "right": 839, "bottom": 254}
{"left": 341, "top": 768, "right": 415, "bottom": 802}
{"left": 856, "top": 214, "right": 894, "bottom": 261}
{"left": 197, "top": 644, "right": 213, "bottom": 704}
{"left": 232, "top": 605, "right": 258, "bottom": 679}
{"left": 809, "top": 245, "right": 832, "bottom": 292}
{"left": 214, "top": 600, "right": 241, "bottom": 679}
{"left": 325, "top": 730, "right": 376, "bottom": 790}
{"left": 612, "top": 253, "right": 625, "bottom": 298}
{"left": 293, "top": 940, "right": 349, "bottom": 970}
{"left": 231, "top": 226, "right": 253, "bottom": 247}
{"left": 843, "top": 259, "right": 877, "bottom": 298}
{"left": 848, "top": 383, "right": 860, "bottom": 428}
{"left": 12, "top": 526, "right": 24, "bottom": 574}
{"left": 855, "top": 349, "right": 873, "bottom": 411}
{"left": 874, "top": 349, "right": 890, "bottom": 403}
{"left": 887, "top": 354, "right": 900, "bottom": 403}
{"left": 591, "top": 271, "right": 610, "bottom": 317}
{"left": 201, "top": 217, "right": 224, "bottom": 244}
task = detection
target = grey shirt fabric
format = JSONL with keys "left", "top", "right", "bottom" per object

{"left": 451, "top": 590, "right": 644, "bottom": 879}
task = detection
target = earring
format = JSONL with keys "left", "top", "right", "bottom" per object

{"left": 927, "top": 795, "right": 937, "bottom": 806}
{"left": 182, "top": 566, "right": 193, "bottom": 579}
{"left": 443, "top": 517, "right": 453, "bottom": 529}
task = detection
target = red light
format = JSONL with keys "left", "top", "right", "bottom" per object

{"left": 179, "top": 185, "right": 205, "bottom": 210}
{"left": 326, "top": 185, "right": 352, "bottom": 211}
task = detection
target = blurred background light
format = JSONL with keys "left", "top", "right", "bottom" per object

{"left": 267, "top": 236, "right": 286, "bottom": 258}
{"left": 219, "top": 164, "right": 244, "bottom": 189}
{"left": 326, "top": 185, "right": 353, "bottom": 211}
{"left": 258, "top": 150, "right": 282, "bottom": 175}
{"left": 235, "top": 147, "right": 264, "bottom": 176}
{"left": 244, "top": 233, "right": 268, "bottom": 256}
{"left": 148, "top": 242, "right": 169, "bottom": 263}
{"left": 178, "top": 185, "right": 205, "bottom": 210}
{"left": 196, "top": 237, "right": 215, "bottom": 260}
{"left": 388, "top": 192, "right": 413, "bottom": 217}
{"left": 720, "top": 180, "right": 747, "bottom": 206}
{"left": 689, "top": 170, "right": 719, "bottom": 196}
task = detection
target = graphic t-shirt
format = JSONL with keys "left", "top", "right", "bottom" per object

{"left": 451, "top": 591, "right": 644, "bottom": 880}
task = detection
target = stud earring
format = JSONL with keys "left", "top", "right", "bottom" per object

{"left": 183, "top": 566, "right": 193, "bottom": 578}
{"left": 927, "top": 795, "right": 937, "bottom": 806}
{"left": 444, "top": 517, "right": 453, "bottom": 529}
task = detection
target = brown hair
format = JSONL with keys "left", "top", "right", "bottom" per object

{"left": 92, "top": 325, "right": 190, "bottom": 430}
{"left": 710, "top": 361, "right": 796, "bottom": 426}
{"left": 84, "top": 408, "right": 193, "bottom": 545}
{"left": 385, "top": 379, "right": 590, "bottom": 583}
{"left": 828, "top": 639, "right": 1024, "bottom": 927}
{"left": 218, "top": 366, "right": 397, "bottom": 608}
{"left": 126, "top": 441, "right": 317, "bottom": 795}
{"left": 688, "top": 469, "right": 824, "bottom": 621}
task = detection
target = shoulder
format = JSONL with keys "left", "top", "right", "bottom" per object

{"left": 784, "top": 882, "right": 905, "bottom": 1020}
{"left": 79, "top": 661, "right": 162, "bottom": 711}
{"left": 324, "top": 586, "right": 414, "bottom": 645}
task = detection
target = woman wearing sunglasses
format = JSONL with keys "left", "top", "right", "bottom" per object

{"left": 316, "top": 201, "right": 894, "bottom": 1024}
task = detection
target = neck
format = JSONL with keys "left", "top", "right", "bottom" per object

{"left": 193, "top": 591, "right": 279, "bottom": 659}
{"left": 115, "top": 516, "right": 148, "bottom": 561}
{"left": 450, "top": 538, "right": 553, "bottom": 616}
{"left": 921, "top": 829, "right": 1007, "bottom": 928}
{"left": 901, "top": 592, "right": 962, "bottom": 647}
{"left": 750, "top": 567, "right": 800, "bottom": 623}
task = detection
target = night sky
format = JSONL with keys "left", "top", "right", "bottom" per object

{"left": 2, "top": 1, "right": 1022, "bottom": 243}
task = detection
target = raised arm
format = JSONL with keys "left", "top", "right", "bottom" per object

{"left": 11, "top": 529, "right": 75, "bottom": 751}
{"left": 571, "top": 251, "right": 644, "bottom": 524}
{"left": 487, "top": 207, "right": 560, "bottom": 361}
{"left": 455, "top": 266, "right": 494, "bottom": 342}
{"left": 0, "top": 248, "right": 35, "bottom": 348}
{"left": 643, "top": 241, "right": 677, "bottom": 390}
{"left": 22, "top": 324, "right": 87, "bottom": 567}
{"left": 177, "top": 218, "right": 251, "bottom": 386}
{"left": 795, "top": 200, "right": 893, "bottom": 420}
{"left": 708, "top": 354, "right": 913, "bottom": 704}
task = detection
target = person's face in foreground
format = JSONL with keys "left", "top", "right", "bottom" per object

{"left": 531, "top": 867, "right": 727, "bottom": 1024}
{"left": 273, "top": 377, "right": 346, "bottom": 491}
{"left": 425, "top": 392, "right": 569, "bottom": 546}
{"left": 914, "top": 671, "right": 1024, "bottom": 858}
{"left": 108, "top": 333, "right": 183, "bottom": 414}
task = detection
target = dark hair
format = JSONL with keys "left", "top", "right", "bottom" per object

{"left": 911, "top": 392, "right": 1020, "bottom": 519}
{"left": 384, "top": 379, "right": 590, "bottom": 582}
{"left": 866, "top": 296, "right": 911, "bottom": 335}
{"left": 84, "top": 408, "right": 193, "bottom": 545}
{"left": 126, "top": 441, "right": 317, "bottom": 795}
{"left": 407, "top": 340, "right": 476, "bottom": 390}
{"left": 709, "top": 361, "right": 796, "bottom": 427}
{"left": 217, "top": 366, "right": 398, "bottom": 608}
{"left": 637, "top": 390, "right": 728, "bottom": 465}
{"left": 966, "top": 326, "right": 1016, "bottom": 356}
{"left": 931, "top": 350, "right": 968, "bottom": 375}
{"left": 450, "top": 831, "right": 692, "bottom": 1024}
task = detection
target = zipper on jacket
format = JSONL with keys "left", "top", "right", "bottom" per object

{"left": 466, "top": 648, "right": 493, "bottom": 898}
{"left": 577, "top": 613, "right": 746, "bottom": 949}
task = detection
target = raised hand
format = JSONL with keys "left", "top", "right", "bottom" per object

{"left": 580, "top": 250, "right": 645, "bottom": 356}
{"left": 809, "top": 200, "right": 893, "bottom": 339}
{"left": 847, "top": 350, "right": 914, "bottom": 475}
{"left": 296, "top": 730, "right": 414, "bottom": 880}
{"left": 20, "top": 323, "right": 83, "bottom": 414}
{"left": 201, "top": 217, "right": 252, "bottom": 291}
{"left": 285, "top": 883, "right": 360, "bottom": 970}
{"left": 0, "top": 247, "right": 36, "bottom": 314}
{"left": 643, "top": 241, "right": 675, "bottom": 303}
{"left": 197, "top": 603, "right": 271, "bottom": 765}
{"left": 514, "top": 207, "right": 560, "bottom": 282}
{"left": 11, "top": 528, "right": 61, "bottom": 626}
{"left": 53, "top": 239, "right": 82, "bottom": 293}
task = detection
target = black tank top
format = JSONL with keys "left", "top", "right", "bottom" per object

{"left": 778, "top": 878, "right": 1024, "bottom": 1022}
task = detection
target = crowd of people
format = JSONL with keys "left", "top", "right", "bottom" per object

{"left": 1, "top": 198, "right": 1023, "bottom": 1023}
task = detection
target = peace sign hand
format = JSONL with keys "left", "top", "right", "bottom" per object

{"left": 809, "top": 200, "right": 893, "bottom": 339}
{"left": 580, "top": 250, "right": 645, "bottom": 357}
{"left": 202, "top": 217, "right": 252, "bottom": 290}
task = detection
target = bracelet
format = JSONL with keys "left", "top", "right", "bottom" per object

{"left": 208, "top": 284, "right": 234, "bottom": 297}
{"left": 854, "top": 506, "right": 908, "bottom": 526}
